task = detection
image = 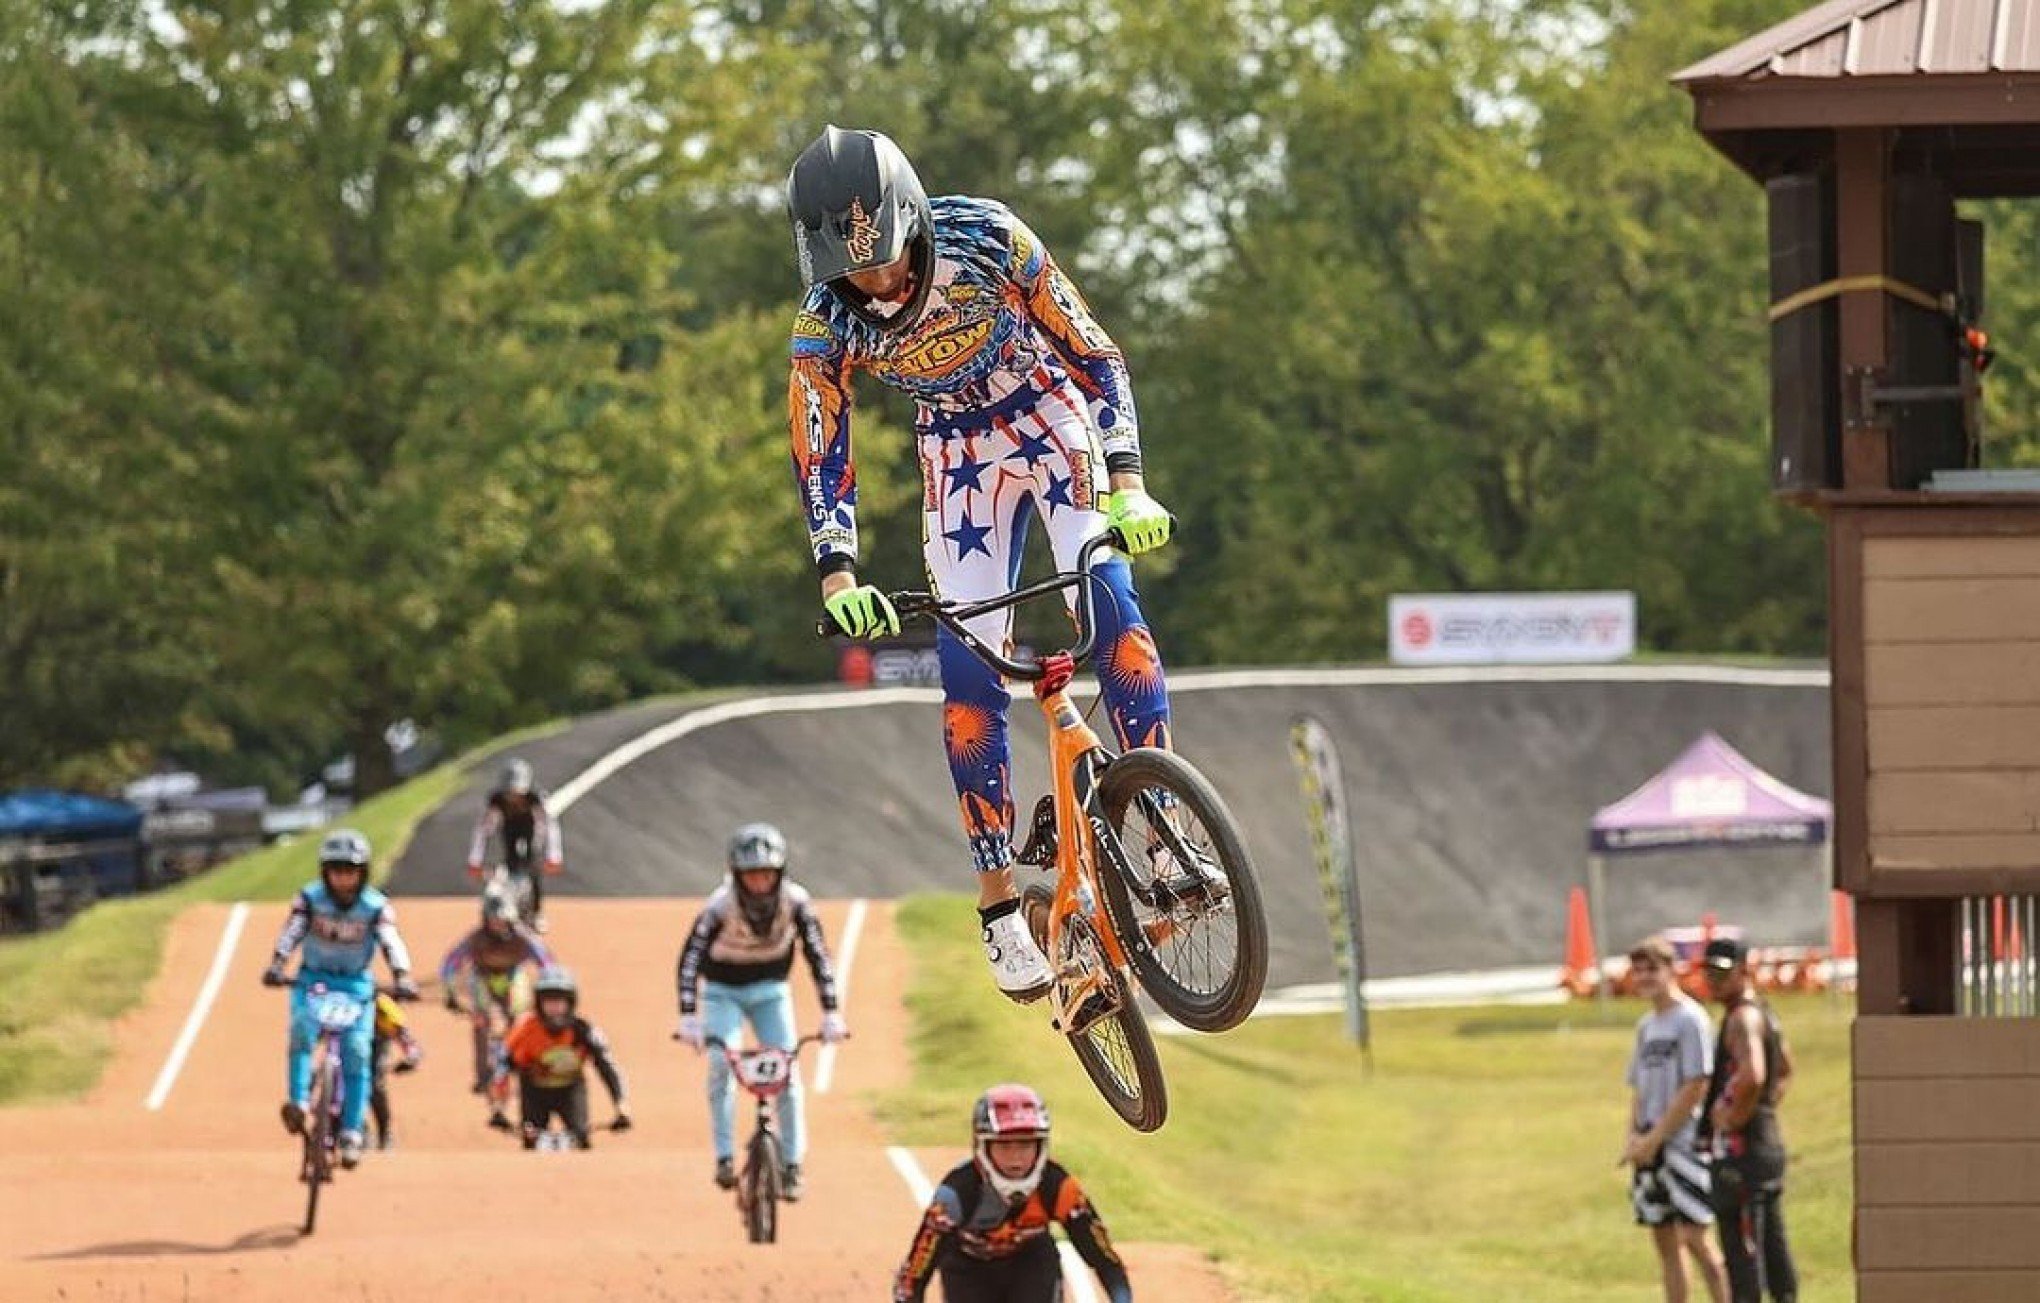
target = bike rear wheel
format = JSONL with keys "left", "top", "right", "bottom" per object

{"left": 301, "top": 1055, "right": 335, "bottom": 1235}
{"left": 1025, "top": 887, "right": 1168, "bottom": 1133}
{"left": 743, "top": 1130, "right": 782, "bottom": 1244}
{"left": 1098, "top": 747, "right": 1268, "bottom": 1033}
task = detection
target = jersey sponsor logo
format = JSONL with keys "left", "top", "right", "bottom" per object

{"left": 846, "top": 195, "right": 881, "bottom": 264}
{"left": 313, "top": 914, "right": 370, "bottom": 944}
{"left": 792, "top": 311, "right": 835, "bottom": 358}
{"left": 890, "top": 315, "right": 996, "bottom": 379}
{"left": 1069, "top": 449, "right": 1096, "bottom": 511}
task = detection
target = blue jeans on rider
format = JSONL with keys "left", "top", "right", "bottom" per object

{"left": 289, "top": 969, "right": 376, "bottom": 1137}
{"left": 702, "top": 979, "right": 803, "bottom": 1166}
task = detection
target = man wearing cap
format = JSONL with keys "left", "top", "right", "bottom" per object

{"left": 1699, "top": 937, "right": 1798, "bottom": 1303}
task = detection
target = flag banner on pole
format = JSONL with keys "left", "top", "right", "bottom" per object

{"left": 1291, "top": 716, "right": 1369, "bottom": 1048}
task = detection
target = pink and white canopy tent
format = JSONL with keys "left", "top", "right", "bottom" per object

{"left": 1586, "top": 731, "right": 1831, "bottom": 997}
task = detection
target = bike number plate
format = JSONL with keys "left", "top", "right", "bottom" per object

{"left": 312, "top": 993, "right": 364, "bottom": 1030}
{"left": 734, "top": 1049, "right": 793, "bottom": 1093}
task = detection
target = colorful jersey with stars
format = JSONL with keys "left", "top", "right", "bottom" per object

{"left": 787, "top": 195, "right": 1142, "bottom": 572}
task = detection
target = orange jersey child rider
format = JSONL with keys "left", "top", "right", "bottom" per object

{"left": 785, "top": 125, "right": 1178, "bottom": 1005}
{"left": 501, "top": 966, "right": 630, "bottom": 1150}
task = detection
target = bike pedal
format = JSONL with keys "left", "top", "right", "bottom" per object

{"left": 1065, "top": 989, "right": 1118, "bottom": 1037}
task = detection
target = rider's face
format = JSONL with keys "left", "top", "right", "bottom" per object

{"left": 986, "top": 1138, "right": 1041, "bottom": 1178}
{"left": 843, "top": 252, "right": 912, "bottom": 301}
{"left": 324, "top": 864, "right": 365, "bottom": 897}
{"left": 538, "top": 994, "right": 571, "bottom": 1024}
{"left": 738, "top": 868, "right": 779, "bottom": 898}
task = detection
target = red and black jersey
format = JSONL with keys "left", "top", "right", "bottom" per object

{"left": 893, "top": 1159, "right": 1130, "bottom": 1302}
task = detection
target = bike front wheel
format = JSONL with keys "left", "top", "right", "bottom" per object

{"left": 301, "top": 1058, "right": 336, "bottom": 1235}
{"left": 1098, "top": 747, "right": 1269, "bottom": 1033}
{"left": 743, "top": 1130, "right": 782, "bottom": 1244}
{"left": 1026, "top": 887, "right": 1168, "bottom": 1133}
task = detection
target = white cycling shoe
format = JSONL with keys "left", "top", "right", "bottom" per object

{"left": 982, "top": 908, "right": 1053, "bottom": 1005}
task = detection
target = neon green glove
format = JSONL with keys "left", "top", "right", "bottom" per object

{"left": 823, "top": 584, "right": 901, "bottom": 639}
{"left": 1105, "top": 489, "right": 1174, "bottom": 556}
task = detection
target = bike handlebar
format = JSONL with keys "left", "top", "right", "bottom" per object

{"left": 692, "top": 1033, "right": 831, "bottom": 1053}
{"left": 815, "top": 531, "right": 1130, "bottom": 681}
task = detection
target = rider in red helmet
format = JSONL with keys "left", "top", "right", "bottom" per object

{"left": 892, "top": 1084, "right": 1132, "bottom": 1303}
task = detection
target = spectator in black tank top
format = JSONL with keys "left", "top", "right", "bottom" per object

{"left": 1700, "top": 937, "right": 1798, "bottom": 1303}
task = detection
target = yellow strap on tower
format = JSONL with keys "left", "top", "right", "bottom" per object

{"left": 1766, "top": 274, "right": 1953, "bottom": 324}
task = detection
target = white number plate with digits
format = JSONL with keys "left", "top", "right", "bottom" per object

{"left": 313, "top": 994, "right": 363, "bottom": 1030}
{"left": 735, "top": 1050, "right": 792, "bottom": 1088}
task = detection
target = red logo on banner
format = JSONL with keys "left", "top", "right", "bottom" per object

{"left": 839, "top": 646, "right": 874, "bottom": 687}
{"left": 1401, "top": 611, "right": 1434, "bottom": 648}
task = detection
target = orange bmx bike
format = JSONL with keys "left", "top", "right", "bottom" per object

{"left": 866, "top": 531, "right": 1269, "bottom": 1131}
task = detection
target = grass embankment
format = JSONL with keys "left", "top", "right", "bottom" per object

{"left": 882, "top": 895, "right": 1851, "bottom": 1303}
{"left": 0, "top": 715, "right": 584, "bottom": 1105}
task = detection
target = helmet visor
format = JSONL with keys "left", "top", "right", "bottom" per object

{"left": 796, "top": 191, "right": 918, "bottom": 288}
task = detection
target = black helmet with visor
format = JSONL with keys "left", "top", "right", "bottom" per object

{"left": 787, "top": 125, "right": 935, "bottom": 333}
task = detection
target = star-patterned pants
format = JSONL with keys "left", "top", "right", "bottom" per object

{"left": 919, "top": 381, "right": 1173, "bottom": 874}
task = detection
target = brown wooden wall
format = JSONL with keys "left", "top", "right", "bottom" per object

{"left": 1858, "top": 1017, "right": 2040, "bottom": 1300}
{"left": 1861, "top": 530, "right": 2040, "bottom": 884}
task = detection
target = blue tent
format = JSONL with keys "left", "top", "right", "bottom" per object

{"left": 0, "top": 789, "right": 144, "bottom": 840}
{"left": 0, "top": 788, "right": 146, "bottom": 900}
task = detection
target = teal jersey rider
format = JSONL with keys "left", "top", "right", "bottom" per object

{"left": 262, "top": 828, "right": 417, "bottom": 1169}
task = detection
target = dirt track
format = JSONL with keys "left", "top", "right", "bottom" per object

{"left": 1, "top": 900, "right": 1234, "bottom": 1301}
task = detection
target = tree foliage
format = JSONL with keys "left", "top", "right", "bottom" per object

{"left": 9, "top": 0, "right": 1943, "bottom": 794}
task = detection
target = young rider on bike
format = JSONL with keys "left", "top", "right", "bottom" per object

{"left": 466, "top": 757, "right": 564, "bottom": 930}
{"left": 674, "top": 823, "right": 848, "bottom": 1202}
{"left": 440, "top": 888, "right": 555, "bottom": 1129}
{"left": 368, "top": 990, "right": 423, "bottom": 1151}
{"left": 502, "top": 966, "right": 631, "bottom": 1149}
{"left": 261, "top": 829, "right": 419, "bottom": 1169}
{"left": 892, "top": 1084, "right": 1133, "bottom": 1303}
{"left": 785, "top": 125, "right": 1178, "bottom": 1005}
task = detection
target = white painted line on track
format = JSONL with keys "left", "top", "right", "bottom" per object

{"left": 551, "top": 688, "right": 940, "bottom": 814}
{"left": 550, "top": 664, "right": 1827, "bottom": 815}
{"left": 814, "top": 898, "right": 867, "bottom": 1095}
{"left": 144, "top": 901, "right": 250, "bottom": 1111}
{"left": 887, "top": 1144, "right": 935, "bottom": 1206}
{"left": 885, "top": 1141, "right": 1100, "bottom": 1302}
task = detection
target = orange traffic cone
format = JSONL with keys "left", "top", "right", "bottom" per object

{"left": 1563, "top": 886, "right": 1599, "bottom": 997}
{"left": 1830, "top": 890, "right": 1856, "bottom": 961}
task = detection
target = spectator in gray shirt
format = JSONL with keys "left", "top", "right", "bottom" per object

{"left": 1622, "top": 934, "right": 1728, "bottom": 1303}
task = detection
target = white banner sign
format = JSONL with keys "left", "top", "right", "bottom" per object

{"left": 1388, "top": 591, "right": 1636, "bottom": 665}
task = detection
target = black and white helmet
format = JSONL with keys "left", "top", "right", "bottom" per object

{"left": 787, "top": 125, "right": 936, "bottom": 332}
{"left": 728, "top": 822, "right": 789, "bottom": 874}
{"left": 533, "top": 966, "right": 578, "bottom": 1028}
{"left": 317, "top": 828, "right": 372, "bottom": 905}
{"left": 727, "top": 822, "right": 789, "bottom": 927}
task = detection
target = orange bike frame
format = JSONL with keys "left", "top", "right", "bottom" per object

{"left": 1033, "top": 675, "right": 1131, "bottom": 1020}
